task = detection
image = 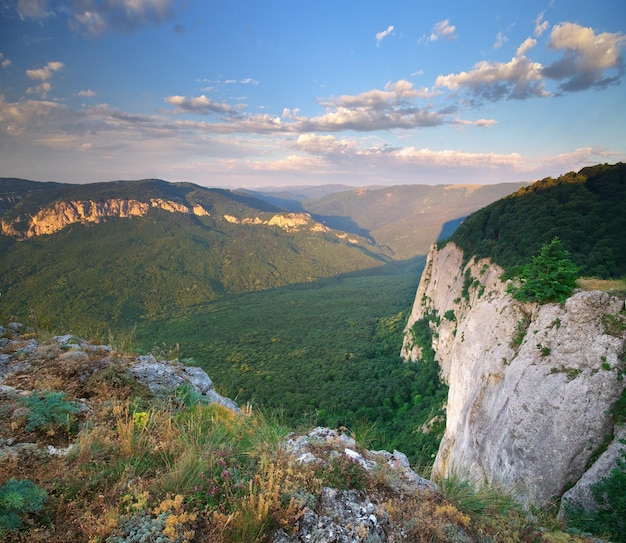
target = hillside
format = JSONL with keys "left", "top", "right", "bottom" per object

{"left": 448, "top": 162, "right": 626, "bottom": 277}
{"left": 0, "top": 323, "right": 601, "bottom": 543}
{"left": 0, "top": 178, "right": 390, "bottom": 330}
{"left": 249, "top": 182, "right": 528, "bottom": 259}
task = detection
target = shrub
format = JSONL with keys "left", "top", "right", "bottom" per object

{"left": 507, "top": 238, "right": 579, "bottom": 304}
{"left": 0, "top": 479, "right": 47, "bottom": 533}
{"left": 19, "top": 390, "right": 81, "bottom": 434}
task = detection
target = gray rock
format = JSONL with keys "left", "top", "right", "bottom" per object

{"left": 271, "top": 488, "right": 386, "bottom": 543}
{"left": 403, "top": 243, "right": 626, "bottom": 506}
{"left": 129, "top": 355, "right": 240, "bottom": 412}
{"left": 559, "top": 424, "right": 626, "bottom": 517}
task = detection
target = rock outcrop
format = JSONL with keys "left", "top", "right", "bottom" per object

{"left": 1, "top": 198, "right": 333, "bottom": 240}
{"left": 1, "top": 198, "right": 210, "bottom": 239}
{"left": 402, "top": 243, "right": 626, "bottom": 508}
{"left": 0, "top": 323, "right": 240, "bottom": 458}
{"left": 271, "top": 426, "right": 440, "bottom": 543}
{"left": 223, "top": 211, "right": 329, "bottom": 232}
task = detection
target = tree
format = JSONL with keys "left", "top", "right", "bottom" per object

{"left": 508, "top": 237, "right": 579, "bottom": 304}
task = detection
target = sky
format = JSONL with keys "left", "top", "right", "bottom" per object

{"left": 0, "top": 0, "right": 625, "bottom": 189}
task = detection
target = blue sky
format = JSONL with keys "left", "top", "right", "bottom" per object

{"left": 0, "top": 0, "right": 625, "bottom": 188}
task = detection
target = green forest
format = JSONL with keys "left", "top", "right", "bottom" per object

{"left": 132, "top": 257, "right": 447, "bottom": 465}
{"left": 449, "top": 163, "right": 626, "bottom": 278}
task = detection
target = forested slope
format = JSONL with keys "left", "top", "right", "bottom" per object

{"left": 449, "top": 163, "right": 626, "bottom": 277}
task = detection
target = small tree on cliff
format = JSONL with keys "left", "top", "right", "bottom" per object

{"left": 507, "top": 237, "right": 579, "bottom": 304}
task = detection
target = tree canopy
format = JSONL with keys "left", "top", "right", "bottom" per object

{"left": 507, "top": 237, "right": 579, "bottom": 304}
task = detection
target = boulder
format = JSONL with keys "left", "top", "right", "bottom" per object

{"left": 129, "top": 355, "right": 240, "bottom": 413}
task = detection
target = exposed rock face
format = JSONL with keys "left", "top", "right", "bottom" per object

{"left": 1, "top": 198, "right": 333, "bottom": 240}
{"left": 402, "top": 243, "right": 626, "bottom": 506}
{"left": 1, "top": 198, "right": 210, "bottom": 239}
{"left": 223, "top": 211, "right": 329, "bottom": 232}
{"left": 559, "top": 424, "right": 626, "bottom": 517}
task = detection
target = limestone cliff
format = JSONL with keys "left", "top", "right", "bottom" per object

{"left": 402, "top": 242, "right": 626, "bottom": 508}
{"left": 1, "top": 198, "right": 210, "bottom": 239}
{"left": 1, "top": 199, "right": 330, "bottom": 239}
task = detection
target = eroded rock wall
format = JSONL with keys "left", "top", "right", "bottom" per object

{"left": 402, "top": 243, "right": 626, "bottom": 506}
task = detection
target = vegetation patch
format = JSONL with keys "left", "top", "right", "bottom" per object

{"left": 549, "top": 366, "right": 583, "bottom": 381}
{"left": 511, "top": 315, "right": 531, "bottom": 349}
{"left": 507, "top": 238, "right": 579, "bottom": 304}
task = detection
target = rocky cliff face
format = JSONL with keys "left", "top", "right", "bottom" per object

{"left": 0, "top": 198, "right": 210, "bottom": 239}
{"left": 0, "top": 199, "right": 331, "bottom": 239}
{"left": 402, "top": 242, "right": 626, "bottom": 508}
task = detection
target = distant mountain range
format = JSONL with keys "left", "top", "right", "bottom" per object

{"left": 247, "top": 181, "right": 528, "bottom": 259}
{"left": 0, "top": 176, "right": 523, "bottom": 330}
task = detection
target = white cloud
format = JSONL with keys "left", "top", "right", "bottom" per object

{"left": 165, "top": 95, "right": 235, "bottom": 115}
{"left": 543, "top": 23, "right": 625, "bottom": 91}
{"left": 516, "top": 37, "right": 537, "bottom": 57}
{"left": 453, "top": 118, "right": 498, "bottom": 128}
{"left": 295, "top": 134, "right": 355, "bottom": 155}
{"left": 320, "top": 80, "right": 434, "bottom": 108}
{"left": 376, "top": 25, "right": 394, "bottom": 46}
{"left": 435, "top": 21, "right": 625, "bottom": 102}
{"left": 428, "top": 19, "right": 456, "bottom": 42}
{"left": 26, "top": 61, "right": 63, "bottom": 81}
{"left": 71, "top": 0, "right": 177, "bottom": 36}
{"left": 435, "top": 38, "right": 547, "bottom": 102}
{"left": 494, "top": 32, "right": 508, "bottom": 49}
{"left": 24, "top": 61, "right": 63, "bottom": 98}
{"left": 26, "top": 82, "right": 52, "bottom": 97}
{"left": 534, "top": 12, "right": 549, "bottom": 37}
{"left": 76, "top": 89, "right": 96, "bottom": 97}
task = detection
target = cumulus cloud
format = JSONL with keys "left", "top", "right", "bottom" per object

{"left": 24, "top": 61, "right": 63, "bottom": 97}
{"left": 435, "top": 42, "right": 546, "bottom": 102}
{"left": 376, "top": 25, "right": 394, "bottom": 46}
{"left": 0, "top": 53, "right": 11, "bottom": 68}
{"left": 542, "top": 23, "right": 625, "bottom": 92}
{"left": 435, "top": 21, "right": 625, "bottom": 102}
{"left": 289, "top": 133, "right": 525, "bottom": 176}
{"left": 428, "top": 19, "right": 456, "bottom": 42}
{"left": 26, "top": 60, "right": 63, "bottom": 80}
{"left": 71, "top": 0, "right": 177, "bottom": 36}
{"left": 160, "top": 80, "right": 471, "bottom": 134}
{"left": 302, "top": 80, "right": 446, "bottom": 131}
{"left": 295, "top": 134, "right": 355, "bottom": 156}
{"left": 320, "top": 80, "right": 435, "bottom": 109}
{"left": 165, "top": 95, "right": 236, "bottom": 115}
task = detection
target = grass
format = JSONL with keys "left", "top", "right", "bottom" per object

{"left": 0, "top": 329, "right": 603, "bottom": 543}
{"left": 577, "top": 276, "right": 626, "bottom": 296}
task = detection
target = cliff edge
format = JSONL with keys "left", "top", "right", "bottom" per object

{"left": 402, "top": 242, "right": 626, "bottom": 509}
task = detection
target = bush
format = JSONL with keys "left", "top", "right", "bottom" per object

{"left": 19, "top": 390, "right": 81, "bottom": 433}
{"left": 0, "top": 479, "right": 47, "bottom": 533}
{"left": 507, "top": 238, "right": 579, "bottom": 304}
